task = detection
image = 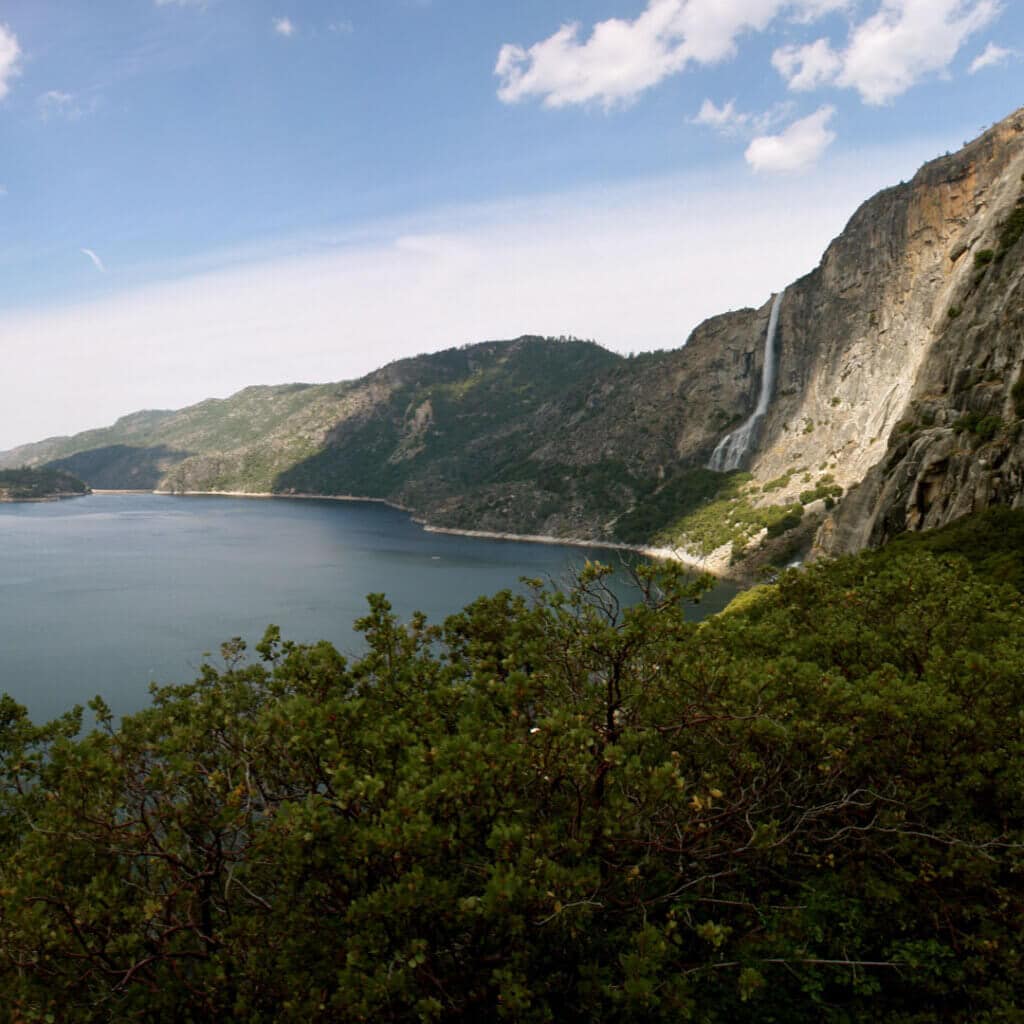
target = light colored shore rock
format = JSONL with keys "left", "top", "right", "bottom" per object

{"left": 420, "top": 523, "right": 732, "bottom": 576}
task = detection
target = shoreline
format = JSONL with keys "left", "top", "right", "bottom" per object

{"left": 419, "top": 523, "right": 731, "bottom": 576}
{"left": 94, "top": 488, "right": 733, "bottom": 578}
{"left": 146, "top": 489, "right": 415, "bottom": 513}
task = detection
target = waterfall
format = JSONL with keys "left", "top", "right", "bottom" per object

{"left": 707, "top": 290, "right": 784, "bottom": 473}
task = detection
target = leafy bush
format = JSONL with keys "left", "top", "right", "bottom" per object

{"left": 997, "top": 202, "right": 1024, "bottom": 256}
{"left": 765, "top": 505, "right": 803, "bottom": 536}
{"left": 1012, "top": 373, "right": 1024, "bottom": 418}
{"left": 886, "top": 505, "right": 1024, "bottom": 591}
{"left": 3, "top": 541, "right": 1024, "bottom": 1020}
{"left": 954, "top": 411, "right": 1003, "bottom": 441}
{"left": 761, "top": 471, "right": 794, "bottom": 492}
{"left": 799, "top": 477, "right": 843, "bottom": 506}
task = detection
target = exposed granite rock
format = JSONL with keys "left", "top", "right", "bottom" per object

{"left": 811, "top": 110, "right": 1024, "bottom": 553}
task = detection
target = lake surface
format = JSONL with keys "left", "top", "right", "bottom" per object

{"left": 0, "top": 494, "right": 738, "bottom": 721}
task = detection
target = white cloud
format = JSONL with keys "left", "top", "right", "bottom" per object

{"left": 773, "top": 38, "right": 843, "bottom": 90}
{"left": 837, "top": 0, "right": 1001, "bottom": 104}
{"left": 329, "top": 20, "right": 354, "bottom": 35}
{"left": 80, "top": 248, "right": 106, "bottom": 273}
{"left": 691, "top": 98, "right": 794, "bottom": 136}
{"left": 0, "top": 137, "right": 946, "bottom": 449}
{"left": 273, "top": 17, "right": 296, "bottom": 38}
{"left": 496, "top": 0, "right": 1004, "bottom": 113}
{"left": 38, "top": 90, "right": 95, "bottom": 121}
{"left": 969, "top": 41, "right": 1014, "bottom": 73}
{"left": 770, "top": 1, "right": 1001, "bottom": 103}
{"left": 745, "top": 105, "right": 836, "bottom": 171}
{"left": 495, "top": 0, "right": 842, "bottom": 109}
{"left": 0, "top": 23, "right": 21, "bottom": 101}
{"left": 789, "top": 0, "right": 853, "bottom": 23}
{"left": 692, "top": 98, "right": 750, "bottom": 131}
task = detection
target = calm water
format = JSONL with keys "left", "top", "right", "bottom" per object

{"left": 0, "top": 494, "right": 738, "bottom": 721}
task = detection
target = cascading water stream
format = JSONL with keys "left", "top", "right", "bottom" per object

{"left": 707, "top": 290, "right": 784, "bottom": 472}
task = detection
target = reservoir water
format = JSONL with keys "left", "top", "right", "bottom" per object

{"left": 0, "top": 494, "right": 738, "bottom": 721}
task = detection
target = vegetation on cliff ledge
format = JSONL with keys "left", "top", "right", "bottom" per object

{"left": 2, "top": 510, "right": 1024, "bottom": 1021}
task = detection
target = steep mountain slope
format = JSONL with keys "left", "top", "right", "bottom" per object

{"left": 744, "top": 108, "right": 1024, "bottom": 556}
{"left": 818, "top": 120, "right": 1024, "bottom": 553}
{"left": 5, "top": 107, "right": 1024, "bottom": 564}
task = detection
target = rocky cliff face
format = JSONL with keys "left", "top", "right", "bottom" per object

{"left": 804, "top": 110, "right": 1024, "bottom": 553}
{"left": 683, "top": 107, "right": 1024, "bottom": 559}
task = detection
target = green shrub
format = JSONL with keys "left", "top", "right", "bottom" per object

{"left": 998, "top": 202, "right": 1024, "bottom": 256}
{"left": 762, "top": 471, "right": 794, "bottom": 493}
{"left": 766, "top": 505, "right": 804, "bottom": 537}
{"left": 955, "top": 411, "right": 1003, "bottom": 441}
{"left": 799, "top": 480, "right": 843, "bottom": 505}
{"left": 974, "top": 248, "right": 996, "bottom": 268}
{"left": 1013, "top": 374, "right": 1024, "bottom": 418}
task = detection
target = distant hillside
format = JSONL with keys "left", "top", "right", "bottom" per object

{"left": 0, "top": 467, "right": 89, "bottom": 502}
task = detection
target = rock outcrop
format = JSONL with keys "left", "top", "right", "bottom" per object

{"left": 803, "top": 110, "right": 1024, "bottom": 553}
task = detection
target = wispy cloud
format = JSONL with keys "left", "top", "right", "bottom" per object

{"left": 0, "top": 137, "right": 945, "bottom": 449}
{"left": 691, "top": 98, "right": 793, "bottom": 137}
{"left": 38, "top": 90, "right": 95, "bottom": 121}
{"left": 0, "top": 23, "right": 21, "bottom": 101}
{"left": 745, "top": 105, "right": 837, "bottom": 172}
{"left": 969, "top": 41, "right": 1015, "bottom": 73}
{"left": 273, "top": 17, "right": 296, "bottom": 38}
{"left": 80, "top": 248, "right": 106, "bottom": 273}
{"left": 692, "top": 98, "right": 750, "bottom": 132}
{"left": 329, "top": 20, "right": 354, "bottom": 35}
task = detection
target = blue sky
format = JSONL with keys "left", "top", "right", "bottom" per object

{"left": 0, "top": 0, "right": 1021, "bottom": 447}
